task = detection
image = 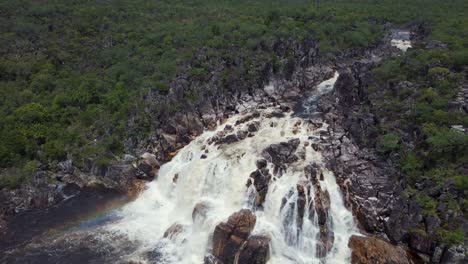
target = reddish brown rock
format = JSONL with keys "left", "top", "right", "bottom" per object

{"left": 137, "top": 152, "right": 161, "bottom": 179}
{"left": 211, "top": 209, "right": 256, "bottom": 263}
{"left": 317, "top": 225, "right": 335, "bottom": 258}
{"left": 348, "top": 235, "right": 414, "bottom": 264}
{"left": 237, "top": 235, "right": 271, "bottom": 264}
{"left": 314, "top": 184, "right": 330, "bottom": 226}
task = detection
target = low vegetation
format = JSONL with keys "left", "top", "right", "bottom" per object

{"left": 0, "top": 3, "right": 467, "bottom": 248}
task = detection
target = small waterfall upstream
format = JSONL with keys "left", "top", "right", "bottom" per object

{"left": 102, "top": 72, "right": 356, "bottom": 263}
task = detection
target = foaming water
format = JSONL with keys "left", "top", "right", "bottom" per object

{"left": 294, "top": 72, "right": 339, "bottom": 117}
{"left": 102, "top": 73, "right": 356, "bottom": 263}
{"left": 391, "top": 29, "right": 412, "bottom": 52}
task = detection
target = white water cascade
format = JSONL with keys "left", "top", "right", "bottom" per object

{"left": 106, "top": 73, "right": 357, "bottom": 264}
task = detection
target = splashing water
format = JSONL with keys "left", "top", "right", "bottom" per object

{"left": 102, "top": 73, "right": 356, "bottom": 264}
{"left": 391, "top": 29, "right": 412, "bottom": 52}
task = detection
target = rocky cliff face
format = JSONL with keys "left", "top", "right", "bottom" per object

{"left": 0, "top": 35, "right": 335, "bottom": 253}
{"left": 317, "top": 56, "right": 467, "bottom": 263}
{"left": 2, "top": 26, "right": 464, "bottom": 263}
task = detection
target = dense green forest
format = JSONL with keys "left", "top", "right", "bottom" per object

{"left": 0, "top": 0, "right": 467, "bottom": 209}
{"left": 370, "top": 43, "right": 467, "bottom": 244}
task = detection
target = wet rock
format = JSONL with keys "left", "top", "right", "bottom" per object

{"left": 216, "top": 134, "right": 239, "bottom": 145}
{"left": 314, "top": 184, "right": 330, "bottom": 226}
{"left": 268, "top": 110, "right": 285, "bottom": 118}
{"left": 211, "top": 129, "right": 248, "bottom": 145}
{"left": 192, "top": 202, "right": 210, "bottom": 222}
{"left": 237, "top": 235, "right": 271, "bottom": 264}
{"left": 317, "top": 225, "right": 335, "bottom": 258}
{"left": 262, "top": 139, "right": 300, "bottom": 175}
{"left": 247, "top": 166, "right": 272, "bottom": 207}
{"left": 236, "top": 130, "right": 248, "bottom": 141}
{"left": 235, "top": 114, "right": 254, "bottom": 126}
{"left": 348, "top": 235, "right": 413, "bottom": 264}
{"left": 202, "top": 114, "right": 217, "bottom": 130}
{"left": 204, "top": 254, "right": 223, "bottom": 264}
{"left": 295, "top": 180, "right": 312, "bottom": 230}
{"left": 247, "top": 121, "right": 261, "bottom": 132}
{"left": 280, "top": 105, "right": 290, "bottom": 112}
{"left": 211, "top": 209, "right": 256, "bottom": 263}
{"left": 136, "top": 152, "right": 160, "bottom": 179}
{"left": 309, "top": 118, "right": 324, "bottom": 129}
{"left": 163, "top": 223, "right": 184, "bottom": 239}
{"left": 256, "top": 159, "right": 267, "bottom": 169}
{"left": 305, "top": 163, "right": 322, "bottom": 183}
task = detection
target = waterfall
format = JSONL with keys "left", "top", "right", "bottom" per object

{"left": 102, "top": 72, "right": 356, "bottom": 263}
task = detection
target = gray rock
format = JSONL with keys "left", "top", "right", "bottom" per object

{"left": 122, "top": 154, "right": 137, "bottom": 163}
{"left": 440, "top": 245, "right": 467, "bottom": 264}
{"left": 58, "top": 160, "right": 74, "bottom": 174}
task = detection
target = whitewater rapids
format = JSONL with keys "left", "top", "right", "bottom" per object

{"left": 103, "top": 73, "right": 357, "bottom": 264}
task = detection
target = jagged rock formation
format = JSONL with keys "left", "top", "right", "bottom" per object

{"left": 246, "top": 159, "right": 272, "bottom": 207}
{"left": 206, "top": 209, "right": 270, "bottom": 264}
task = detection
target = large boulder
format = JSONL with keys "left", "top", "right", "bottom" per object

{"left": 348, "top": 235, "right": 413, "bottom": 264}
{"left": 136, "top": 152, "right": 160, "bottom": 179}
{"left": 237, "top": 235, "right": 271, "bottom": 264}
{"left": 211, "top": 209, "right": 256, "bottom": 263}
{"left": 262, "top": 139, "right": 300, "bottom": 175}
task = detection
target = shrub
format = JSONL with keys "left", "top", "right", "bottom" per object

{"left": 377, "top": 133, "right": 400, "bottom": 153}
{"left": 453, "top": 175, "right": 468, "bottom": 192}
{"left": 437, "top": 228, "right": 465, "bottom": 245}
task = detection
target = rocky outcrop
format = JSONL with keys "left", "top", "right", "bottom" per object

{"left": 211, "top": 209, "right": 256, "bottom": 263}
{"left": 237, "top": 235, "right": 271, "bottom": 264}
{"left": 136, "top": 152, "right": 160, "bottom": 180}
{"left": 348, "top": 235, "right": 414, "bottom": 264}
{"left": 309, "top": 166, "right": 334, "bottom": 258}
{"left": 1, "top": 34, "right": 340, "bottom": 253}
{"left": 262, "top": 138, "right": 300, "bottom": 175}
{"left": 207, "top": 209, "right": 270, "bottom": 264}
{"left": 317, "top": 63, "right": 408, "bottom": 237}
{"left": 316, "top": 44, "right": 468, "bottom": 262}
{"left": 439, "top": 245, "right": 467, "bottom": 264}
{"left": 246, "top": 159, "right": 272, "bottom": 207}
